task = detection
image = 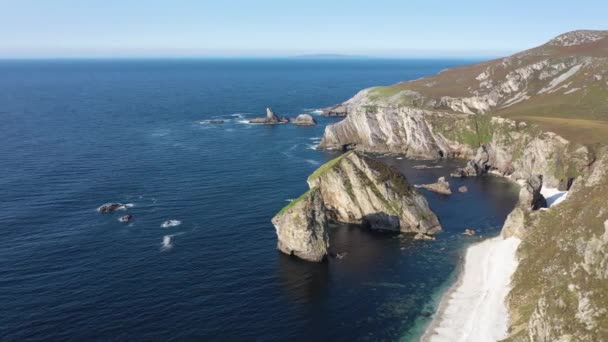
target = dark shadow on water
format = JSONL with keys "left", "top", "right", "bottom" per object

{"left": 277, "top": 251, "right": 330, "bottom": 304}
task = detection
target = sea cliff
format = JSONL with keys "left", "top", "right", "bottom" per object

{"left": 318, "top": 30, "right": 608, "bottom": 340}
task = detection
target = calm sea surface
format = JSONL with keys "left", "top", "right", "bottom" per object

{"left": 0, "top": 59, "right": 518, "bottom": 341}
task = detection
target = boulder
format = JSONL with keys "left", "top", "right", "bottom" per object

{"left": 118, "top": 215, "right": 133, "bottom": 222}
{"left": 272, "top": 188, "right": 329, "bottom": 262}
{"left": 458, "top": 186, "right": 468, "bottom": 193}
{"left": 292, "top": 114, "right": 317, "bottom": 126}
{"left": 419, "top": 177, "right": 452, "bottom": 195}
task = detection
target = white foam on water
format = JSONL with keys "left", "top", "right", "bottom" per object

{"left": 424, "top": 236, "right": 521, "bottom": 342}
{"left": 305, "top": 159, "right": 320, "bottom": 166}
{"left": 311, "top": 109, "right": 323, "bottom": 115}
{"left": 306, "top": 144, "right": 319, "bottom": 150}
{"left": 161, "top": 235, "right": 173, "bottom": 251}
{"left": 309, "top": 137, "right": 322, "bottom": 141}
{"left": 161, "top": 220, "right": 182, "bottom": 228}
{"left": 285, "top": 198, "right": 295, "bottom": 202}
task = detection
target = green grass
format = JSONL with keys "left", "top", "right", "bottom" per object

{"left": 308, "top": 152, "right": 351, "bottom": 181}
{"left": 275, "top": 188, "right": 314, "bottom": 217}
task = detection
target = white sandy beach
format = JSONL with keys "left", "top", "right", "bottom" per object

{"left": 423, "top": 187, "right": 567, "bottom": 342}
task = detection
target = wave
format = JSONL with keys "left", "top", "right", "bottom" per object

{"left": 161, "top": 220, "right": 182, "bottom": 228}
{"left": 161, "top": 235, "right": 173, "bottom": 251}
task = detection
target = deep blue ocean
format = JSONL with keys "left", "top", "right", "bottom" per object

{"left": 0, "top": 59, "right": 519, "bottom": 341}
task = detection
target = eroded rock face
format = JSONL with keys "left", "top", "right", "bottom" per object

{"left": 322, "top": 104, "right": 348, "bottom": 117}
{"left": 319, "top": 106, "right": 469, "bottom": 159}
{"left": 292, "top": 114, "right": 317, "bottom": 126}
{"left": 307, "top": 151, "right": 442, "bottom": 234}
{"left": 271, "top": 188, "right": 329, "bottom": 262}
{"left": 501, "top": 175, "right": 547, "bottom": 239}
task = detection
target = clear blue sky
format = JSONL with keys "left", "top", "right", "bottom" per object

{"left": 1, "top": 0, "right": 606, "bottom": 58}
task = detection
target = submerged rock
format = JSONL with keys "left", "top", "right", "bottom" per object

{"left": 97, "top": 203, "right": 127, "bottom": 213}
{"left": 458, "top": 185, "right": 469, "bottom": 193}
{"left": 462, "top": 228, "right": 476, "bottom": 236}
{"left": 292, "top": 114, "right": 317, "bottom": 126}
{"left": 419, "top": 176, "right": 452, "bottom": 195}
{"left": 118, "top": 215, "right": 133, "bottom": 222}
{"left": 206, "top": 120, "right": 225, "bottom": 124}
{"left": 272, "top": 188, "right": 329, "bottom": 262}
{"left": 307, "top": 151, "right": 442, "bottom": 234}
{"left": 249, "top": 108, "right": 289, "bottom": 124}
{"left": 414, "top": 233, "right": 436, "bottom": 241}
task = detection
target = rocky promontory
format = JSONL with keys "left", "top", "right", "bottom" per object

{"left": 272, "top": 151, "right": 442, "bottom": 262}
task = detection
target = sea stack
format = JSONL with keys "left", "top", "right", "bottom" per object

{"left": 249, "top": 108, "right": 289, "bottom": 124}
{"left": 271, "top": 188, "right": 329, "bottom": 262}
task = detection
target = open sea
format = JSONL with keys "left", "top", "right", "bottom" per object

{"left": 0, "top": 58, "right": 519, "bottom": 341}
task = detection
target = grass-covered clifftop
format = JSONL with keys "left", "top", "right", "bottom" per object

{"left": 505, "top": 149, "right": 608, "bottom": 341}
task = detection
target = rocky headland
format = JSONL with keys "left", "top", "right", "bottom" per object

{"left": 272, "top": 151, "right": 441, "bottom": 262}
{"left": 315, "top": 30, "right": 608, "bottom": 340}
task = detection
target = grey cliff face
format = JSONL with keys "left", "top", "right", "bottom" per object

{"left": 271, "top": 188, "right": 329, "bottom": 262}
{"left": 307, "top": 151, "right": 442, "bottom": 234}
{"left": 501, "top": 175, "right": 547, "bottom": 239}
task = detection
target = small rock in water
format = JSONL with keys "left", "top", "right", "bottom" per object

{"left": 458, "top": 186, "right": 468, "bottom": 193}
{"left": 462, "top": 228, "right": 476, "bottom": 236}
{"left": 292, "top": 114, "right": 317, "bottom": 126}
{"left": 161, "top": 220, "right": 182, "bottom": 228}
{"left": 97, "top": 203, "right": 126, "bottom": 213}
{"left": 420, "top": 311, "right": 433, "bottom": 318}
{"left": 118, "top": 215, "right": 133, "bottom": 223}
{"left": 207, "top": 120, "right": 225, "bottom": 124}
{"left": 414, "top": 233, "right": 436, "bottom": 241}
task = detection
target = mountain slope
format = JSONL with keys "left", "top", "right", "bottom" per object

{"left": 325, "top": 30, "right": 608, "bottom": 144}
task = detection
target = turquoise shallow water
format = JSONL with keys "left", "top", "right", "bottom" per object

{"left": 0, "top": 58, "right": 518, "bottom": 341}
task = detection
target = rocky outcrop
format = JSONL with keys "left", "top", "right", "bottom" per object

{"left": 322, "top": 104, "right": 348, "bottom": 116}
{"left": 249, "top": 108, "right": 289, "bottom": 124}
{"left": 118, "top": 215, "right": 133, "bottom": 222}
{"left": 506, "top": 148, "right": 608, "bottom": 341}
{"left": 292, "top": 114, "right": 317, "bottom": 126}
{"left": 501, "top": 175, "right": 547, "bottom": 239}
{"left": 307, "top": 151, "right": 441, "bottom": 234}
{"left": 271, "top": 188, "right": 329, "bottom": 262}
{"left": 97, "top": 203, "right": 128, "bottom": 213}
{"left": 418, "top": 177, "right": 452, "bottom": 195}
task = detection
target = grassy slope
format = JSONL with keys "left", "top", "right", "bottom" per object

{"left": 506, "top": 161, "right": 608, "bottom": 341}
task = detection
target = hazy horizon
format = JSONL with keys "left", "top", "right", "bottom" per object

{"left": 1, "top": 1, "right": 606, "bottom": 59}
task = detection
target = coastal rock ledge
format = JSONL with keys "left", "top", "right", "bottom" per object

{"left": 272, "top": 151, "right": 441, "bottom": 262}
